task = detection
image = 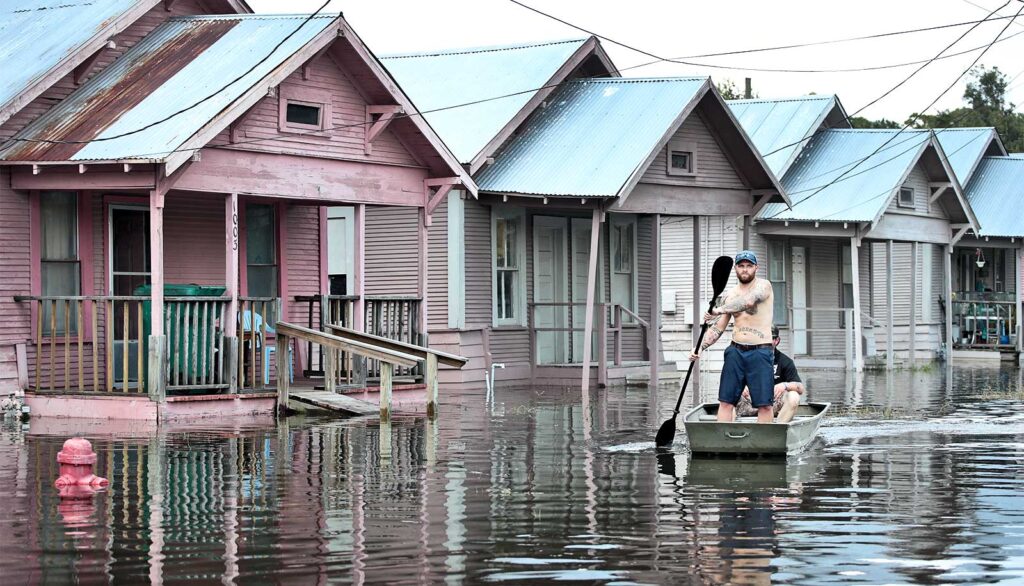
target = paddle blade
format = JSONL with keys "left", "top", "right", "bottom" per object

{"left": 711, "top": 255, "right": 734, "bottom": 297}
{"left": 654, "top": 417, "right": 677, "bottom": 447}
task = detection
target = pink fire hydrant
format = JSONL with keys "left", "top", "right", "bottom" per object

{"left": 54, "top": 438, "right": 109, "bottom": 488}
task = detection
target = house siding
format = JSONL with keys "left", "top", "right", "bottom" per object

{"left": 887, "top": 165, "right": 946, "bottom": 220}
{"left": 427, "top": 197, "right": 448, "bottom": 330}
{"left": 285, "top": 203, "right": 322, "bottom": 326}
{"left": 364, "top": 206, "right": 419, "bottom": 296}
{"left": 0, "top": 175, "right": 32, "bottom": 393}
{"left": 640, "top": 111, "right": 748, "bottom": 190}
{"left": 209, "top": 55, "right": 421, "bottom": 168}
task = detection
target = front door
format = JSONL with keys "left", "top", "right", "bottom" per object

{"left": 326, "top": 206, "right": 354, "bottom": 296}
{"left": 571, "top": 218, "right": 599, "bottom": 363}
{"left": 533, "top": 217, "right": 568, "bottom": 364}
{"left": 109, "top": 206, "right": 150, "bottom": 388}
{"left": 791, "top": 245, "right": 808, "bottom": 354}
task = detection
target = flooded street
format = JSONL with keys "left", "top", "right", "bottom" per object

{"left": 1, "top": 365, "right": 1022, "bottom": 584}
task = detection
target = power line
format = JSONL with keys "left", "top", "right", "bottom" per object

{"left": 18, "top": 1, "right": 337, "bottom": 146}
{"left": 764, "top": 2, "right": 1024, "bottom": 220}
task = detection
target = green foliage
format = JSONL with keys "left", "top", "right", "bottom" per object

{"left": 911, "top": 65, "right": 1024, "bottom": 151}
{"left": 717, "top": 79, "right": 755, "bottom": 100}
{"left": 850, "top": 116, "right": 900, "bottom": 129}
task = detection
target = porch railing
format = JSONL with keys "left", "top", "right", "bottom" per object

{"left": 952, "top": 299, "right": 1017, "bottom": 349}
{"left": 294, "top": 295, "right": 360, "bottom": 383}
{"left": 15, "top": 295, "right": 276, "bottom": 394}
{"left": 786, "top": 306, "right": 856, "bottom": 367}
{"left": 364, "top": 296, "right": 423, "bottom": 381}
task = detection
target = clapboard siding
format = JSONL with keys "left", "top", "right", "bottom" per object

{"left": 640, "top": 111, "right": 747, "bottom": 190}
{"left": 886, "top": 164, "right": 946, "bottom": 219}
{"left": 164, "top": 193, "right": 225, "bottom": 286}
{"left": 285, "top": 204, "right": 321, "bottom": 324}
{"left": 209, "top": 57, "right": 421, "bottom": 168}
{"left": 0, "top": 171, "right": 31, "bottom": 392}
{"left": 464, "top": 199, "right": 493, "bottom": 326}
{"left": 0, "top": 0, "right": 215, "bottom": 141}
{"left": 804, "top": 238, "right": 842, "bottom": 356}
{"left": 364, "top": 206, "right": 419, "bottom": 296}
{"left": 427, "top": 197, "right": 448, "bottom": 329}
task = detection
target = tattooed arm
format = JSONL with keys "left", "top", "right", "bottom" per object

{"left": 689, "top": 313, "right": 731, "bottom": 361}
{"left": 712, "top": 280, "right": 772, "bottom": 317}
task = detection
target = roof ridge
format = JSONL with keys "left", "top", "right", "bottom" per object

{"left": 569, "top": 76, "right": 708, "bottom": 84}
{"left": 168, "top": 13, "right": 340, "bottom": 21}
{"left": 381, "top": 38, "right": 588, "bottom": 60}
{"left": 728, "top": 95, "right": 834, "bottom": 104}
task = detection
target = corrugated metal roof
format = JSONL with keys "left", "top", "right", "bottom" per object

{"left": 0, "top": 0, "right": 145, "bottom": 112}
{"left": 1009, "top": 153, "right": 1024, "bottom": 158}
{"left": 0, "top": 14, "right": 338, "bottom": 162}
{"left": 475, "top": 77, "right": 707, "bottom": 197}
{"left": 381, "top": 39, "right": 588, "bottom": 164}
{"left": 933, "top": 127, "right": 997, "bottom": 185}
{"left": 727, "top": 95, "right": 838, "bottom": 177}
{"left": 964, "top": 156, "right": 1024, "bottom": 237}
{"left": 761, "top": 128, "right": 932, "bottom": 222}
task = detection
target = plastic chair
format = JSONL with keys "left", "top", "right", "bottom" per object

{"left": 241, "top": 310, "right": 291, "bottom": 385}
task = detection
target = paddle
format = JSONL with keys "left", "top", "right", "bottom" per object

{"left": 655, "top": 255, "right": 734, "bottom": 448}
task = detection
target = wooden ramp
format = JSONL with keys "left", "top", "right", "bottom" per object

{"left": 289, "top": 389, "right": 378, "bottom": 416}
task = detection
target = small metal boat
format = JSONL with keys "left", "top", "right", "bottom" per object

{"left": 682, "top": 402, "right": 830, "bottom": 456}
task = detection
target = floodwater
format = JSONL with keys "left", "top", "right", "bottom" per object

{"left": 1, "top": 365, "right": 1023, "bottom": 585}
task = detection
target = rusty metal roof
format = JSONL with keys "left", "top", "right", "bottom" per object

{"left": 0, "top": 0, "right": 154, "bottom": 117}
{"left": 0, "top": 14, "right": 338, "bottom": 163}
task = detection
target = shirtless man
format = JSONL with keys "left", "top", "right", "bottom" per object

{"left": 689, "top": 250, "right": 775, "bottom": 423}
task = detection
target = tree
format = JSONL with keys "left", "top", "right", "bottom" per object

{"left": 850, "top": 116, "right": 900, "bottom": 129}
{"left": 717, "top": 79, "right": 755, "bottom": 100}
{"left": 912, "top": 65, "right": 1024, "bottom": 151}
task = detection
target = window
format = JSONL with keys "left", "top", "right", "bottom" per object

{"left": 278, "top": 85, "right": 331, "bottom": 133}
{"left": 285, "top": 102, "right": 321, "bottom": 127}
{"left": 898, "top": 187, "right": 915, "bottom": 208}
{"left": 666, "top": 140, "right": 698, "bottom": 176}
{"left": 670, "top": 151, "right": 693, "bottom": 173}
{"left": 493, "top": 207, "right": 525, "bottom": 326}
{"left": 246, "top": 203, "right": 278, "bottom": 305}
{"left": 610, "top": 216, "right": 637, "bottom": 319}
{"left": 768, "top": 240, "right": 787, "bottom": 325}
{"left": 841, "top": 245, "right": 854, "bottom": 326}
{"left": 40, "top": 191, "right": 80, "bottom": 335}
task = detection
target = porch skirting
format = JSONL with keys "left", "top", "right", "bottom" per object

{"left": 24, "top": 391, "right": 277, "bottom": 422}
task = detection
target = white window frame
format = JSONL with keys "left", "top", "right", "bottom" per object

{"left": 609, "top": 214, "right": 638, "bottom": 321}
{"left": 897, "top": 186, "right": 915, "bottom": 208}
{"left": 666, "top": 139, "right": 698, "bottom": 177}
{"left": 492, "top": 206, "right": 527, "bottom": 327}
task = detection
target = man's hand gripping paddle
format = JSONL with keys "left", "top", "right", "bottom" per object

{"left": 654, "top": 255, "right": 734, "bottom": 448}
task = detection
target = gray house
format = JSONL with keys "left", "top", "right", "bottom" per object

{"left": 662, "top": 95, "right": 981, "bottom": 371}
{"left": 384, "top": 38, "right": 787, "bottom": 389}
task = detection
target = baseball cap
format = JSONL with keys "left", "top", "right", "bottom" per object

{"left": 771, "top": 325, "right": 780, "bottom": 339}
{"left": 735, "top": 250, "right": 757, "bottom": 265}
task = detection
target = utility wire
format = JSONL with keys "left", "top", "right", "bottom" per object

{"left": 764, "top": 2, "right": 1024, "bottom": 220}
{"left": 17, "top": 1, "right": 337, "bottom": 146}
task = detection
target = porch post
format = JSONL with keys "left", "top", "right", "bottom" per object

{"left": 1016, "top": 245, "right": 1022, "bottom": 355}
{"left": 580, "top": 208, "right": 603, "bottom": 393}
{"left": 226, "top": 193, "right": 239, "bottom": 392}
{"left": 886, "top": 240, "right": 894, "bottom": 370}
{"left": 649, "top": 214, "right": 661, "bottom": 388}
{"left": 148, "top": 185, "right": 167, "bottom": 400}
{"left": 850, "top": 236, "right": 863, "bottom": 372}
{"left": 149, "top": 189, "right": 165, "bottom": 336}
{"left": 909, "top": 241, "right": 918, "bottom": 365}
{"left": 418, "top": 207, "right": 429, "bottom": 345}
{"left": 944, "top": 244, "right": 954, "bottom": 360}
{"left": 692, "top": 216, "right": 702, "bottom": 396}
{"left": 354, "top": 204, "right": 366, "bottom": 332}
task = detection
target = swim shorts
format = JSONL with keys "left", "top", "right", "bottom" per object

{"left": 719, "top": 344, "right": 774, "bottom": 407}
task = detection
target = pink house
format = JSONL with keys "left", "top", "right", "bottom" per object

{"left": 0, "top": 6, "right": 474, "bottom": 419}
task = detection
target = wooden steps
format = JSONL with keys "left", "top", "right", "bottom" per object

{"left": 289, "top": 389, "right": 378, "bottom": 416}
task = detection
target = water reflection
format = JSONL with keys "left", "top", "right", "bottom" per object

{"left": 0, "top": 365, "right": 1021, "bottom": 584}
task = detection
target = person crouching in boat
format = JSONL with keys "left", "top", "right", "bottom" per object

{"left": 689, "top": 251, "right": 775, "bottom": 423}
{"left": 734, "top": 325, "right": 805, "bottom": 423}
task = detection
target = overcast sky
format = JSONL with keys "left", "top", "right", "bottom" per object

{"left": 248, "top": 0, "right": 1024, "bottom": 122}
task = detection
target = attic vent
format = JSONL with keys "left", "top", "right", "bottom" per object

{"left": 286, "top": 103, "right": 321, "bottom": 126}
